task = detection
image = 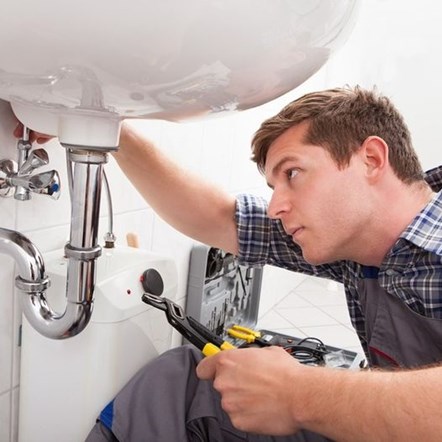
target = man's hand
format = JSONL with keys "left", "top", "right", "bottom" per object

{"left": 196, "top": 346, "right": 306, "bottom": 436}
{"left": 13, "top": 122, "right": 54, "bottom": 144}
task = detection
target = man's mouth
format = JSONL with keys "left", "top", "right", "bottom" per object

{"left": 287, "top": 226, "right": 304, "bottom": 241}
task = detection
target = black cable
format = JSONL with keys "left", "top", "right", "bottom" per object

{"left": 296, "top": 336, "right": 327, "bottom": 350}
{"left": 283, "top": 337, "right": 329, "bottom": 365}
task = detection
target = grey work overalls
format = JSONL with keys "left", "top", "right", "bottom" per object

{"left": 86, "top": 270, "right": 442, "bottom": 442}
{"left": 360, "top": 266, "right": 442, "bottom": 368}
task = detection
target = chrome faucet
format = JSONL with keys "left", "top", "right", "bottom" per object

{"left": 0, "top": 128, "right": 61, "bottom": 200}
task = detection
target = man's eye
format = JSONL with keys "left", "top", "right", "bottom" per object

{"left": 286, "top": 169, "right": 298, "bottom": 180}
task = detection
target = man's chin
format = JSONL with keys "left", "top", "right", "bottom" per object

{"left": 301, "top": 250, "right": 330, "bottom": 266}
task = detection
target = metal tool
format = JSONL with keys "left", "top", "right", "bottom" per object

{"left": 227, "top": 324, "right": 272, "bottom": 347}
{"left": 142, "top": 293, "right": 235, "bottom": 357}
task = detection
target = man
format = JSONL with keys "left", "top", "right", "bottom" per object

{"left": 20, "top": 86, "right": 442, "bottom": 440}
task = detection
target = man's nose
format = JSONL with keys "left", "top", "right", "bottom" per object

{"left": 267, "top": 190, "right": 291, "bottom": 219}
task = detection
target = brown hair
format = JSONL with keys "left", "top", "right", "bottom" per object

{"left": 251, "top": 86, "right": 424, "bottom": 183}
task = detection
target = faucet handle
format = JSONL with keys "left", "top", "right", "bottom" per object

{"left": 18, "top": 148, "right": 49, "bottom": 175}
{"left": 28, "top": 170, "right": 61, "bottom": 200}
{"left": 0, "top": 159, "right": 18, "bottom": 197}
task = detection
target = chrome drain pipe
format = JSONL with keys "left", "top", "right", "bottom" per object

{"left": 0, "top": 145, "right": 111, "bottom": 339}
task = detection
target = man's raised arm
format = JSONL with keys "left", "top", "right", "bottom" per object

{"left": 114, "top": 122, "right": 239, "bottom": 254}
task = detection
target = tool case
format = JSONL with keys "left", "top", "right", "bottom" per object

{"left": 185, "top": 244, "right": 365, "bottom": 369}
{"left": 186, "top": 243, "right": 262, "bottom": 338}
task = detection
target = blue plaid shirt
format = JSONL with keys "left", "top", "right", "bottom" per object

{"left": 235, "top": 166, "right": 442, "bottom": 351}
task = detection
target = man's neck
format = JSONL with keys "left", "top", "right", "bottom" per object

{"left": 357, "top": 183, "right": 435, "bottom": 267}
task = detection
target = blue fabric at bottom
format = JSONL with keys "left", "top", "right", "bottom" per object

{"left": 99, "top": 400, "right": 114, "bottom": 430}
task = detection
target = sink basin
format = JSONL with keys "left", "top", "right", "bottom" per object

{"left": 0, "top": 0, "right": 358, "bottom": 144}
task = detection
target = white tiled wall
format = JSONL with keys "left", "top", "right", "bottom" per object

{"left": 2, "top": 1, "right": 442, "bottom": 440}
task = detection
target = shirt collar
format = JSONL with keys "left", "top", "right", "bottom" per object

{"left": 424, "top": 165, "right": 442, "bottom": 191}
{"left": 400, "top": 166, "right": 442, "bottom": 255}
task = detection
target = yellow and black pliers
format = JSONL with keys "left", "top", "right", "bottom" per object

{"left": 142, "top": 292, "right": 235, "bottom": 357}
{"left": 227, "top": 324, "right": 272, "bottom": 347}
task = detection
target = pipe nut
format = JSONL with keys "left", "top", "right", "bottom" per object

{"left": 64, "top": 244, "right": 102, "bottom": 260}
{"left": 15, "top": 275, "right": 51, "bottom": 293}
{"left": 65, "top": 148, "right": 109, "bottom": 164}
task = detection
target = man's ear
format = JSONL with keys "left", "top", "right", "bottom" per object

{"left": 360, "top": 136, "right": 388, "bottom": 181}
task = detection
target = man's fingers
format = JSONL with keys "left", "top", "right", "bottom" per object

{"left": 13, "top": 122, "right": 54, "bottom": 144}
{"left": 196, "top": 353, "right": 220, "bottom": 380}
{"left": 13, "top": 122, "right": 23, "bottom": 138}
{"left": 35, "top": 135, "right": 53, "bottom": 144}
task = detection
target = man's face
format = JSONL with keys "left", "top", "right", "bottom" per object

{"left": 264, "top": 122, "right": 370, "bottom": 265}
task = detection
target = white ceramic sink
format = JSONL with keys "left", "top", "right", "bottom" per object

{"left": 0, "top": 0, "right": 358, "bottom": 145}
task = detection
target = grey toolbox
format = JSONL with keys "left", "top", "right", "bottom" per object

{"left": 185, "top": 243, "right": 365, "bottom": 369}
{"left": 186, "top": 243, "right": 263, "bottom": 338}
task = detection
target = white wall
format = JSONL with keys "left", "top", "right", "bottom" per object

{"left": 1, "top": 1, "right": 442, "bottom": 440}
{"left": 326, "top": 0, "right": 442, "bottom": 170}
